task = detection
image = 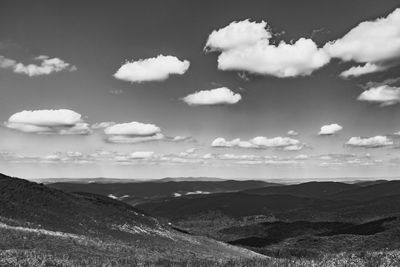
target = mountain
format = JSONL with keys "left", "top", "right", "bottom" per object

{"left": 48, "top": 179, "right": 276, "bottom": 205}
{"left": 135, "top": 192, "right": 352, "bottom": 221}
{"left": 0, "top": 173, "right": 266, "bottom": 266}
{"left": 326, "top": 181, "right": 400, "bottom": 201}
{"left": 244, "top": 181, "right": 359, "bottom": 198}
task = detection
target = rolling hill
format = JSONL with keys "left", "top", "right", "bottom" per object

{"left": 244, "top": 181, "right": 360, "bottom": 198}
{"left": 48, "top": 179, "right": 276, "bottom": 205}
{"left": 0, "top": 173, "right": 267, "bottom": 266}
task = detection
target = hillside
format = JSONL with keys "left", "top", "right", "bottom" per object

{"left": 0, "top": 173, "right": 267, "bottom": 265}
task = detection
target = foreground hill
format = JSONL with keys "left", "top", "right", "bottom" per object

{"left": 0, "top": 173, "right": 267, "bottom": 266}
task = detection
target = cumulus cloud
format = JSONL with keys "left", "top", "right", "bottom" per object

{"left": 218, "top": 153, "right": 261, "bottom": 160}
{"left": 294, "top": 154, "right": 309, "bottom": 160}
{"left": 205, "top": 9, "right": 400, "bottom": 79}
{"left": 283, "top": 144, "right": 304, "bottom": 151}
{"left": 211, "top": 138, "right": 255, "bottom": 148}
{"left": 5, "top": 109, "right": 90, "bottom": 135}
{"left": 250, "top": 136, "right": 300, "bottom": 147}
{"left": 340, "top": 63, "right": 386, "bottom": 78}
{"left": 357, "top": 85, "right": 400, "bottom": 106}
{"left": 104, "top": 122, "right": 160, "bottom": 136}
{"left": 106, "top": 133, "right": 164, "bottom": 144}
{"left": 130, "top": 151, "right": 154, "bottom": 159}
{"left": 205, "top": 20, "right": 271, "bottom": 51}
{"left": 324, "top": 8, "right": 400, "bottom": 77}
{"left": 91, "top": 122, "right": 116, "bottom": 129}
{"left": 287, "top": 130, "right": 298, "bottom": 136}
{"left": 205, "top": 20, "right": 330, "bottom": 78}
{"left": 346, "top": 136, "right": 393, "bottom": 148}
{"left": 172, "top": 136, "right": 192, "bottom": 142}
{"left": 113, "top": 55, "right": 190, "bottom": 83}
{"left": 318, "top": 124, "right": 343, "bottom": 135}
{"left": 211, "top": 136, "right": 302, "bottom": 150}
{"left": 182, "top": 87, "right": 241, "bottom": 105}
{"left": 103, "top": 121, "right": 163, "bottom": 144}
{"left": 0, "top": 55, "right": 76, "bottom": 76}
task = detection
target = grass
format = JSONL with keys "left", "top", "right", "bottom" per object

{"left": 2, "top": 226, "right": 400, "bottom": 267}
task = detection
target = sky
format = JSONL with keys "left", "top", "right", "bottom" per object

{"left": 1, "top": 0, "right": 400, "bottom": 180}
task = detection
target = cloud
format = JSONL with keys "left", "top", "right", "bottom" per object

{"left": 218, "top": 153, "right": 261, "bottom": 160}
{"left": 205, "top": 20, "right": 271, "bottom": 51}
{"left": 211, "top": 136, "right": 302, "bottom": 150}
{"left": 294, "top": 154, "right": 309, "bottom": 160}
{"left": 182, "top": 87, "right": 241, "bottom": 105}
{"left": 205, "top": 20, "right": 330, "bottom": 78}
{"left": 104, "top": 122, "right": 161, "bottom": 136}
{"left": 172, "top": 136, "right": 192, "bottom": 142}
{"left": 324, "top": 8, "right": 400, "bottom": 77}
{"left": 91, "top": 122, "right": 116, "bottom": 129}
{"left": 346, "top": 136, "right": 393, "bottom": 148}
{"left": 250, "top": 136, "right": 300, "bottom": 147}
{"left": 357, "top": 85, "right": 400, "bottom": 106}
{"left": 5, "top": 109, "right": 90, "bottom": 135}
{"left": 0, "top": 55, "right": 76, "bottom": 76}
{"left": 130, "top": 151, "right": 154, "bottom": 159}
{"left": 318, "top": 124, "right": 343, "bottom": 135}
{"left": 283, "top": 144, "right": 304, "bottom": 151}
{"left": 340, "top": 63, "right": 386, "bottom": 78}
{"left": 287, "top": 130, "right": 298, "bottom": 136}
{"left": 105, "top": 133, "right": 164, "bottom": 144}
{"left": 211, "top": 138, "right": 255, "bottom": 148}
{"left": 113, "top": 55, "right": 190, "bottom": 83}
{"left": 103, "top": 121, "right": 163, "bottom": 144}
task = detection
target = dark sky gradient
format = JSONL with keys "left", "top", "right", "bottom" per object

{"left": 0, "top": 0, "right": 400, "bottom": 179}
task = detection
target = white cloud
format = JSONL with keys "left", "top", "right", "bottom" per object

{"left": 294, "top": 154, "right": 309, "bottom": 160}
{"left": 287, "top": 130, "right": 298, "bottom": 136}
{"left": 202, "top": 153, "right": 213, "bottom": 159}
{"left": 91, "top": 122, "right": 116, "bottom": 129}
{"left": 218, "top": 154, "right": 260, "bottom": 160}
{"left": 113, "top": 55, "right": 190, "bottom": 83}
{"left": 205, "top": 20, "right": 271, "bottom": 51}
{"left": 318, "top": 124, "right": 343, "bottom": 135}
{"left": 104, "top": 122, "right": 161, "bottom": 136}
{"left": 357, "top": 85, "right": 400, "bottom": 106}
{"left": 324, "top": 8, "right": 400, "bottom": 76}
{"left": 283, "top": 144, "right": 304, "bottom": 151}
{"left": 106, "top": 133, "right": 164, "bottom": 144}
{"left": 340, "top": 63, "right": 386, "bottom": 78}
{"left": 172, "top": 136, "right": 191, "bottom": 142}
{"left": 5, "top": 109, "right": 90, "bottom": 135}
{"left": 182, "top": 87, "right": 241, "bottom": 105}
{"left": 205, "top": 20, "right": 330, "bottom": 78}
{"left": 211, "top": 136, "right": 301, "bottom": 150}
{"left": 217, "top": 38, "right": 330, "bottom": 78}
{"left": 211, "top": 138, "right": 256, "bottom": 148}
{"left": 346, "top": 136, "right": 393, "bottom": 148}
{"left": 103, "top": 121, "right": 163, "bottom": 144}
{"left": 130, "top": 151, "right": 154, "bottom": 159}
{"left": 0, "top": 55, "right": 76, "bottom": 76}
{"left": 250, "top": 136, "right": 300, "bottom": 147}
